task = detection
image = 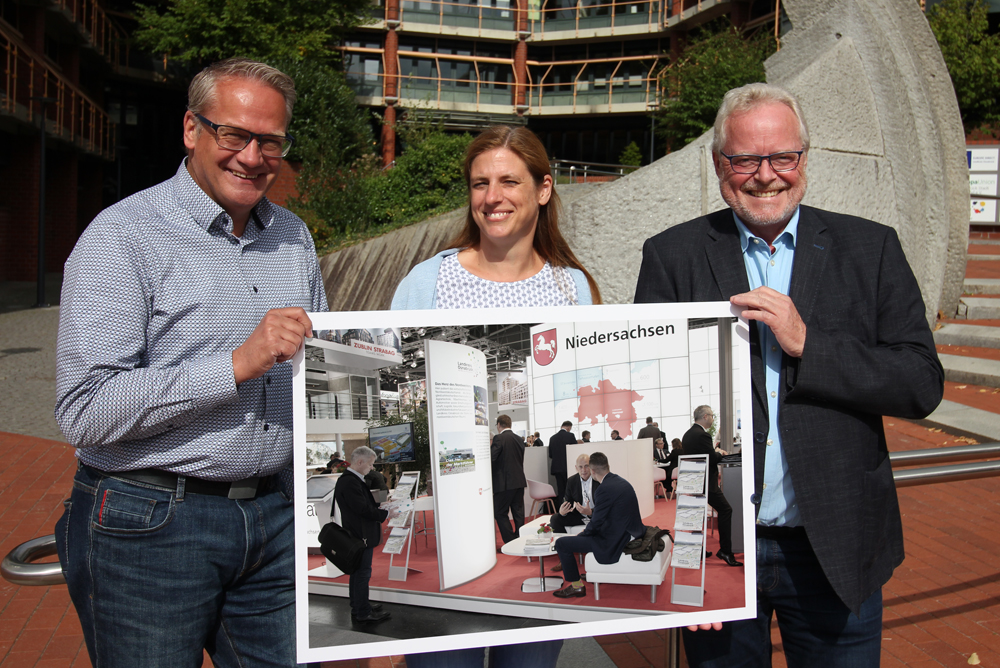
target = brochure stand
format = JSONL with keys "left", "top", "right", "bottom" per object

{"left": 670, "top": 454, "right": 709, "bottom": 607}
{"left": 385, "top": 470, "right": 421, "bottom": 582}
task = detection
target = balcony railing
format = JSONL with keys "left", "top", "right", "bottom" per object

{"left": 52, "top": 0, "right": 128, "bottom": 67}
{"left": 341, "top": 44, "right": 664, "bottom": 114}
{"left": 528, "top": 0, "right": 665, "bottom": 37}
{"left": 1, "top": 24, "right": 115, "bottom": 159}
{"left": 525, "top": 55, "right": 662, "bottom": 113}
{"left": 398, "top": 0, "right": 516, "bottom": 32}
{"left": 375, "top": 0, "right": 668, "bottom": 35}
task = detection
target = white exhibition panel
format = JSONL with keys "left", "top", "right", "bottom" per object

{"left": 424, "top": 339, "right": 497, "bottom": 590}
{"left": 293, "top": 305, "right": 756, "bottom": 664}
{"left": 566, "top": 439, "right": 655, "bottom": 519}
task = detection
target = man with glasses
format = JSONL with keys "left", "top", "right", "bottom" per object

{"left": 681, "top": 406, "right": 738, "bottom": 567}
{"left": 635, "top": 83, "right": 942, "bottom": 666}
{"left": 55, "top": 59, "right": 326, "bottom": 667}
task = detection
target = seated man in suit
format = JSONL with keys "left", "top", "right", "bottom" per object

{"left": 549, "top": 453, "right": 600, "bottom": 534}
{"left": 551, "top": 452, "right": 645, "bottom": 598}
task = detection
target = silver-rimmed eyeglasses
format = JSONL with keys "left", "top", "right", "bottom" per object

{"left": 719, "top": 150, "right": 804, "bottom": 174}
{"left": 196, "top": 114, "right": 295, "bottom": 158}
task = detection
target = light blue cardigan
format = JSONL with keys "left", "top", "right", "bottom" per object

{"left": 390, "top": 248, "right": 593, "bottom": 309}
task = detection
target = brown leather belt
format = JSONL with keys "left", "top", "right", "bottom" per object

{"left": 85, "top": 464, "right": 273, "bottom": 500}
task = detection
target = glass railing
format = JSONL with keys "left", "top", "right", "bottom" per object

{"left": 528, "top": 0, "right": 663, "bottom": 36}
{"left": 399, "top": 0, "right": 516, "bottom": 31}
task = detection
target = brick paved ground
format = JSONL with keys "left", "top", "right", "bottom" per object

{"left": 4, "top": 416, "right": 998, "bottom": 668}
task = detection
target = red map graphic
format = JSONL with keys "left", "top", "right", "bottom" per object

{"left": 574, "top": 379, "right": 644, "bottom": 437}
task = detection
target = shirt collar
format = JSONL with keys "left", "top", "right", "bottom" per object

{"left": 734, "top": 206, "right": 800, "bottom": 253}
{"left": 174, "top": 159, "right": 275, "bottom": 234}
{"left": 347, "top": 467, "right": 365, "bottom": 480}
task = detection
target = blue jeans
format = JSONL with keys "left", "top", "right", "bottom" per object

{"left": 405, "top": 640, "right": 564, "bottom": 668}
{"left": 55, "top": 464, "right": 300, "bottom": 668}
{"left": 683, "top": 531, "right": 883, "bottom": 668}
{"left": 349, "top": 547, "right": 375, "bottom": 617}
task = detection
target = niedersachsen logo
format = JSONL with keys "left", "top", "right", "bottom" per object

{"left": 566, "top": 323, "right": 676, "bottom": 349}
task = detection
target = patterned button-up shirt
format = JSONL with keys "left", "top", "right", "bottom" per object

{"left": 56, "top": 161, "right": 328, "bottom": 480}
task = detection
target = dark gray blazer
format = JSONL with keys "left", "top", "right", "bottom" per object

{"left": 491, "top": 429, "right": 527, "bottom": 493}
{"left": 635, "top": 205, "right": 944, "bottom": 614}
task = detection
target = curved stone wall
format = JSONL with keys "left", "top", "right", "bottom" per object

{"left": 562, "top": 0, "right": 969, "bottom": 322}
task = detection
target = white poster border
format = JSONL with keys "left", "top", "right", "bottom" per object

{"left": 293, "top": 302, "right": 756, "bottom": 663}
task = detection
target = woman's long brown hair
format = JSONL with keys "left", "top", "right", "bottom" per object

{"left": 441, "top": 125, "right": 603, "bottom": 304}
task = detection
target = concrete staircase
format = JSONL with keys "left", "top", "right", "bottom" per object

{"left": 927, "top": 235, "right": 1000, "bottom": 441}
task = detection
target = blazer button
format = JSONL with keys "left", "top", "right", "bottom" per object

{"left": 754, "top": 432, "right": 765, "bottom": 443}
{"left": 750, "top": 493, "right": 760, "bottom": 505}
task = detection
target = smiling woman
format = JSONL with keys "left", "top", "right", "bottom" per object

{"left": 391, "top": 126, "right": 602, "bottom": 309}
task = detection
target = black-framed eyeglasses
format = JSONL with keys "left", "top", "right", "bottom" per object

{"left": 719, "top": 150, "right": 804, "bottom": 174}
{"left": 196, "top": 114, "right": 295, "bottom": 158}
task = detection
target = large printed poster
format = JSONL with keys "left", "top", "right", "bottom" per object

{"left": 293, "top": 304, "right": 755, "bottom": 664}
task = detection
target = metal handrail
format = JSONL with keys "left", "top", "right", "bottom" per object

{"left": 6, "top": 442, "right": 1000, "bottom": 587}
{"left": 889, "top": 442, "right": 1000, "bottom": 466}
{"left": 1, "top": 535, "right": 64, "bottom": 586}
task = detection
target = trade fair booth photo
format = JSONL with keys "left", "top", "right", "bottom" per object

{"left": 293, "top": 303, "right": 754, "bottom": 664}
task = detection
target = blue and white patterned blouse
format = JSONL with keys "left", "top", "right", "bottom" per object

{"left": 433, "top": 252, "right": 580, "bottom": 308}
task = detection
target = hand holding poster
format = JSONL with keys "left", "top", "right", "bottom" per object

{"left": 293, "top": 303, "right": 754, "bottom": 663}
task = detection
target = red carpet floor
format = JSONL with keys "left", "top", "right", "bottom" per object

{"left": 308, "top": 498, "right": 746, "bottom": 615}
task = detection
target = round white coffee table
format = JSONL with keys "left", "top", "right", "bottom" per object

{"left": 500, "top": 533, "right": 568, "bottom": 593}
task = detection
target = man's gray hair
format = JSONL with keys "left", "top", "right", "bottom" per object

{"left": 351, "top": 445, "right": 377, "bottom": 463}
{"left": 712, "top": 83, "right": 810, "bottom": 155}
{"left": 188, "top": 58, "right": 296, "bottom": 127}
{"left": 693, "top": 405, "right": 714, "bottom": 422}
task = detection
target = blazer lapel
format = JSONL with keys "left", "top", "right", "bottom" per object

{"left": 788, "top": 206, "right": 831, "bottom": 325}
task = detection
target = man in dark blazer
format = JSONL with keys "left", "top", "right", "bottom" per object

{"left": 552, "top": 452, "right": 645, "bottom": 598}
{"left": 491, "top": 414, "right": 527, "bottom": 544}
{"left": 547, "top": 420, "right": 576, "bottom": 500}
{"left": 549, "top": 453, "right": 601, "bottom": 535}
{"left": 682, "top": 406, "right": 739, "bottom": 567}
{"left": 635, "top": 83, "right": 943, "bottom": 665}
{"left": 334, "top": 446, "right": 397, "bottom": 624}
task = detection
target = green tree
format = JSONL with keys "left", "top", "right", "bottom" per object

{"left": 657, "top": 24, "right": 776, "bottom": 151}
{"left": 926, "top": 0, "right": 1000, "bottom": 134}
{"left": 619, "top": 141, "right": 643, "bottom": 172}
{"left": 133, "top": 0, "right": 371, "bottom": 64}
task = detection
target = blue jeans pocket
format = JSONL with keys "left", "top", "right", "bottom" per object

{"left": 93, "top": 483, "right": 175, "bottom": 535}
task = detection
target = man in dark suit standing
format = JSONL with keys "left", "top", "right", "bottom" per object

{"left": 334, "top": 446, "right": 398, "bottom": 624}
{"left": 491, "top": 414, "right": 527, "bottom": 544}
{"left": 549, "top": 453, "right": 600, "bottom": 535}
{"left": 637, "top": 417, "right": 659, "bottom": 441}
{"left": 552, "top": 452, "right": 644, "bottom": 598}
{"left": 682, "top": 406, "right": 739, "bottom": 567}
{"left": 547, "top": 420, "right": 576, "bottom": 500}
{"left": 635, "top": 83, "right": 943, "bottom": 665}
{"left": 610, "top": 430, "right": 623, "bottom": 441}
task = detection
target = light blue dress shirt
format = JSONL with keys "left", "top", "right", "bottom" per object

{"left": 734, "top": 208, "right": 801, "bottom": 527}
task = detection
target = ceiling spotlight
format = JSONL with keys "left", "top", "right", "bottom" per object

{"left": 411, "top": 361, "right": 417, "bottom": 367}
{"left": 417, "top": 327, "right": 426, "bottom": 336}
{"left": 416, "top": 349, "right": 424, "bottom": 358}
